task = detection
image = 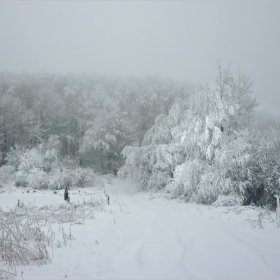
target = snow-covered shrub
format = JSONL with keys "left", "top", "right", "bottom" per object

{"left": 46, "top": 167, "right": 70, "bottom": 190}
{"left": 0, "top": 164, "right": 15, "bottom": 175}
{"left": 166, "top": 160, "right": 205, "bottom": 201}
{"left": 68, "top": 167, "right": 98, "bottom": 188}
{"left": 5, "top": 144, "right": 27, "bottom": 170}
{"left": 196, "top": 168, "right": 233, "bottom": 204}
{"left": 10, "top": 138, "right": 59, "bottom": 189}
{"left": 6, "top": 137, "right": 98, "bottom": 190}
{"left": 17, "top": 147, "right": 44, "bottom": 173}
{"left": 101, "top": 173, "right": 114, "bottom": 185}
{"left": 212, "top": 195, "right": 243, "bottom": 207}
{"left": 119, "top": 145, "right": 153, "bottom": 189}
{"left": 146, "top": 170, "right": 171, "bottom": 192}
{"left": 17, "top": 163, "right": 98, "bottom": 190}
{"left": 120, "top": 66, "right": 258, "bottom": 204}
{"left": 242, "top": 128, "right": 280, "bottom": 208}
{"left": 0, "top": 165, "right": 15, "bottom": 184}
{"left": 24, "top": 168, "right": 49, "bottom": 189}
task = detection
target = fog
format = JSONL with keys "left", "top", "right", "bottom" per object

{"left": 1, "top": 1, "right": 280, "bottom": 117}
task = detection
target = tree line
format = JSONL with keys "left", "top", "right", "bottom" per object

{"left": 0, "top": 71, "right": 192, "bottom": 173}
{"left": 1, "top": 66, "right": 280, "bottom": 207}
{"left": 119, "top": 65, "right": 280, "bottom": 208}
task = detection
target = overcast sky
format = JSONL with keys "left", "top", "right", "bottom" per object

{"left": 0, "top": 1, "right": 279, "bottom": 117}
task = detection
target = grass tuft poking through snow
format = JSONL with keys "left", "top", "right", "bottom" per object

{"left": 0, "top": 188, "right": 107, "bottom": 277}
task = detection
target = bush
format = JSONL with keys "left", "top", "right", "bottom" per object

{"left": 14, "top": 177, "right": 28, "bottom": 188}
{"left": 47, "top": 167, "right": 98, "bottom": 190}
{"left": 0, "top": 208, "right": 51, "bottom": 268}
{"left": 0, "top": 165, "right": 15, "bottom": 184}
{"left": 6, "top": 138, "right": 99, "bottom": 190}
{"left": 212, "top": 195, "right": 243, "bottom": 207}
{"left": 241, "top": 129, "right": 280, "bottom": 208}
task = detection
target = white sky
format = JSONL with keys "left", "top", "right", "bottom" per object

{"left": 0, "top": 1, "right": 279, "bottom": 117}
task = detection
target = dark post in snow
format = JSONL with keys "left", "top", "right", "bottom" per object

{"left": 64, "top": 186, "right": 69, "bottom": 202}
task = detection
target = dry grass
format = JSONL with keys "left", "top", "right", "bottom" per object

{"left": 0, "top": 194, "right": 105, "bottom": 272}
{"left": 0, "top": 268, "right": 17, "bottom": 279}
{"left": 0, "top": 206, "right": 52, "bottom": 269}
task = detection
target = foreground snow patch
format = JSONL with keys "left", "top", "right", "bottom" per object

{"left": 0, "top": 179, "right": 280, "bottom": 279}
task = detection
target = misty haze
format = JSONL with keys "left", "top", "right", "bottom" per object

{"left": 0, "top": 2, "right": 280, "bottom": 280}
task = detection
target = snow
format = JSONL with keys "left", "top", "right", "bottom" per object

{"left": 1, "top": 179, "right": 280, "bottom": 279}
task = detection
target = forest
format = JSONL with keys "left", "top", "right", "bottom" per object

{"left": 1, "top": 65, "right": 280, "bottom": 207}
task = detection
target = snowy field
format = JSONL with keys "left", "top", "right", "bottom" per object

{"left": 1, "top": 179, "right": 280, "bottom": 280}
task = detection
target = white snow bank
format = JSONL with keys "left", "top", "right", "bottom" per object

{"left": 0, "top": 178, "right": 280, "bottom": 279}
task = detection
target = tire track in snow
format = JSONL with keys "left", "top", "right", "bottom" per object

{"left": 104, "top": 179, "right": 280, "bottom": 279}
{"left": 175, "top": 229, "right": 196, "bottom": 279}
{"left": 222, "top": 228, "right": 280, "bottom": 277}
{"left": 107, "top": 183, "right": 193, "bottom": 278}
{"left": 107, "top": 183, "right": 227, "bottom": 278}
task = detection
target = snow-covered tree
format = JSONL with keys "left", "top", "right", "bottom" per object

{"left": 120, "top": 66, "right": 258, "bottom": 203}
{"left": 242, "top": 127, "right": 280, "bottom": 207}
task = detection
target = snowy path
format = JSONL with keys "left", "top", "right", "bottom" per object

{"left": 100, "top": 180, "right": 280, "bottom": 280}
{"left": 2, "top": 179, "right": 280, "bottom": 279}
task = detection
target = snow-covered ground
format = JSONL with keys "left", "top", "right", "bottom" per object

{"left": 1, "top": 179, "right": 280, "bottom": 279}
